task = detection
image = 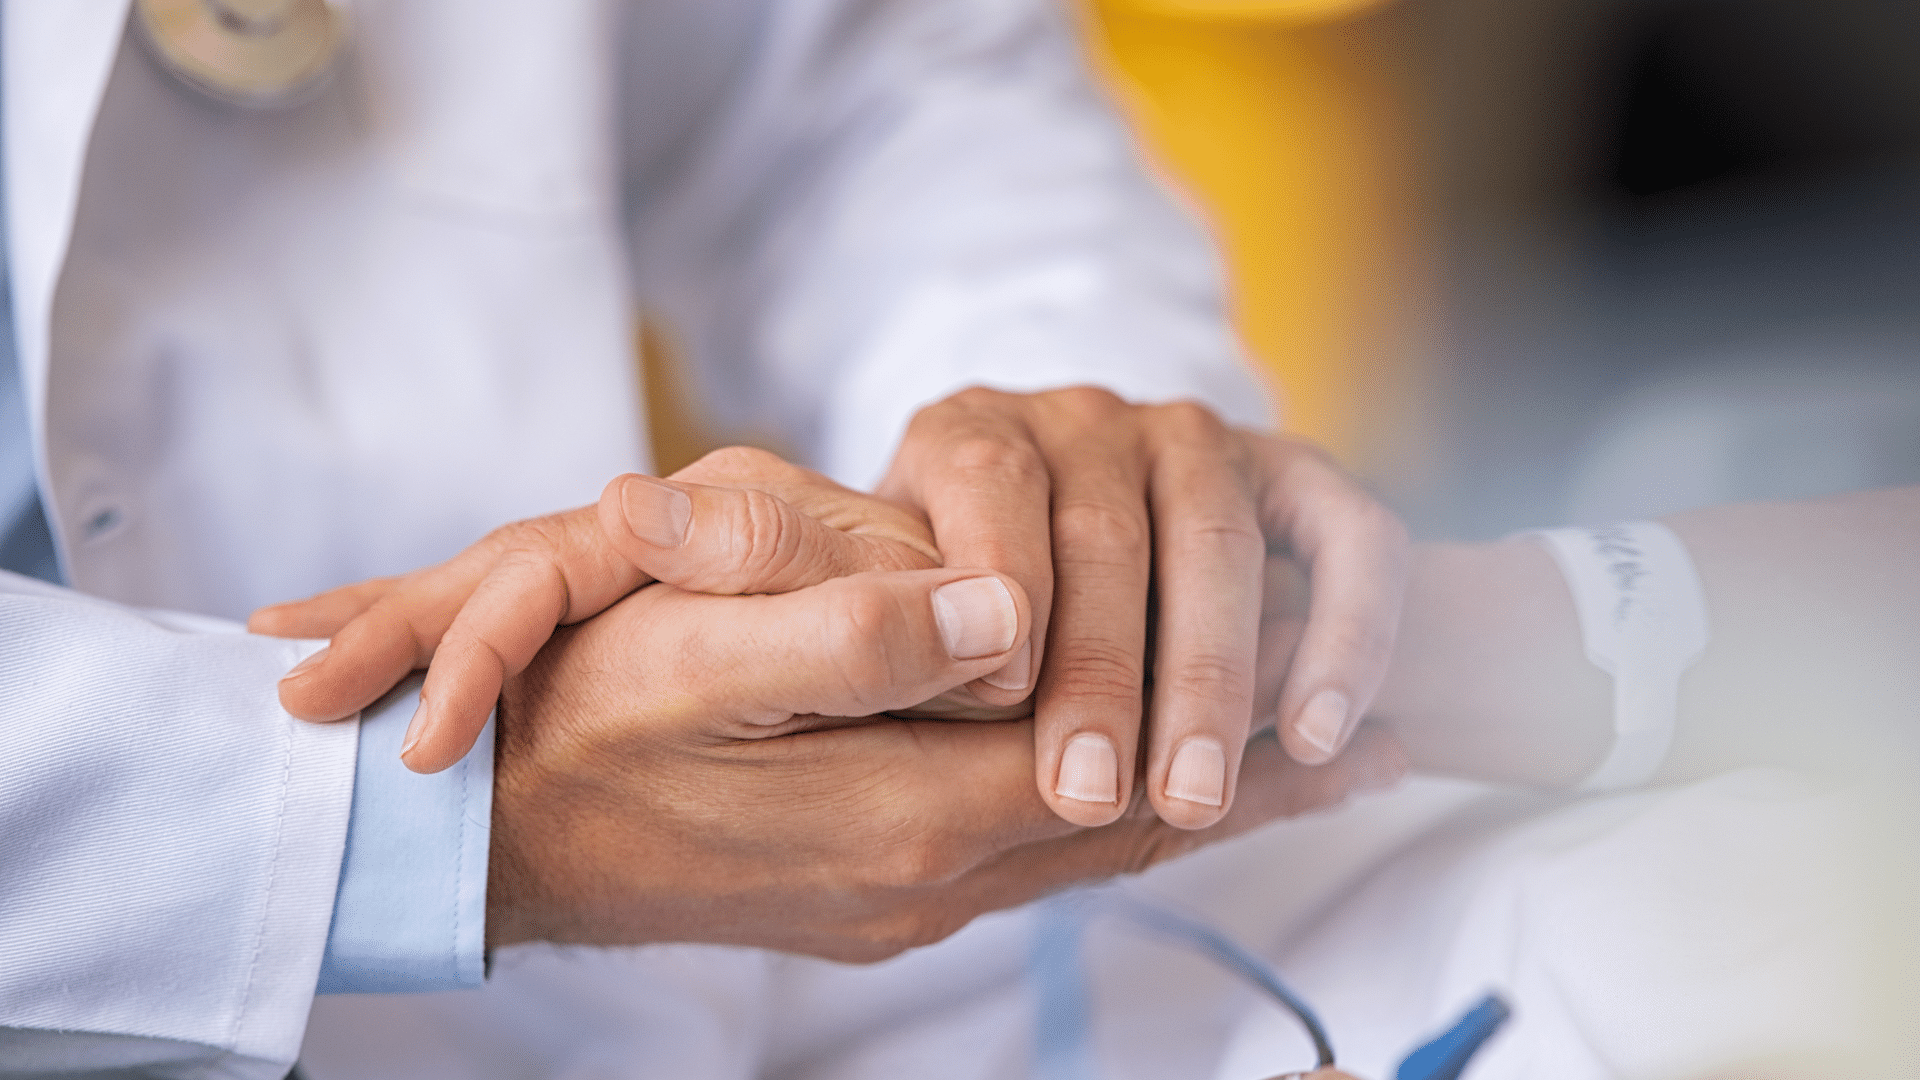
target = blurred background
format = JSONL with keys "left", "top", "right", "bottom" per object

{"left": 1081, "top": 0, "right": 1920, "bottom": 539}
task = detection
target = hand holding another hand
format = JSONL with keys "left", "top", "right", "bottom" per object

{"left": 248, "top": 402, "right": 1411, "bottom": 958}
{"left": 253, "top": 447, "right": 959, "bottom": 772}
{"left": 478, "top": 561, "right": 1403, "bottom": 957}
{"left": 264, "top": 474, "right": 1402, "bottom": 957}
{"left": 256, "top": 390, "right": 1411, "bottom": 828}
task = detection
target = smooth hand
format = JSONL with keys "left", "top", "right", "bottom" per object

{"left": 876, "top": 388, "right": 1409, "bottom": 828}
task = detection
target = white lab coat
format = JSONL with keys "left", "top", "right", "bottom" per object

{"left": 0, "top": 0, "right": 1266, "bottom": 1075}
{"left": 302, "top": 769, "right": 1920, "bottom": 1080}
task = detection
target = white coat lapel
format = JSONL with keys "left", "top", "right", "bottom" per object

{"left": 2, "top": 0, "right": 130, "bottom": 443}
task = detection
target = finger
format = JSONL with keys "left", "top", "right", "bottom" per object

{"left": 1252, "top": 437, "right": 1411, "bottom": 765}
{"left": 1250, "top": 554, "right": 1311, "bottom": 724}
{"left": 597, "top": 470, "right": 933, "bottom": 598}
{"left": 877, "top": 389, "right": 1054, "bottom": 707}
{"left": 673, "top": 445, "right": 939, "bottom": 563}
{"left": 1140, "top": 403, "right": 1266, "bottom": 830}
{"left": 636, "top": 567, "right": 1034, "bottom": 735}
{"left": 248, "top": 576, "right": 402, "bottom": 639}
{"left": 402, "top": 512, "right": 654, "bottom": 773}
{"left": 278, "top": 507, "right": 627, "bottom": 724}
{"left": 275, "top": 559, "right": 495, "bottom": 723}
{"left": 1025, "top": 389, "right": 1152, "bottom": 827}
{"left": 954, "top": 725, "right": 1410, "bottom": 915}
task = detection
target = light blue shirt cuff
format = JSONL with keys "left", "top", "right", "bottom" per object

{"left": 316, "top": 675, "right": 493, "bottom": 994}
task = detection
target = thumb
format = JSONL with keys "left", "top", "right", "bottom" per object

{"left": 636, "top": 567, "right": 1034, "bottom": 733}
{"left": 598, "top": 473, "right": 936, "bottom": 597}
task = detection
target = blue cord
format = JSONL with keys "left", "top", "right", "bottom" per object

{"left": 1099, "top": 892, "right": 1336, "bottom": 1067}
{"left": 1028, "top": 888, "right": 1512, "bottom": 1080}
{"left": 1028, "top": 889, "right": 1332, "bottom": 1076}
{"left": 1394, "top": 994, "right": 1511, "bottom": 1080}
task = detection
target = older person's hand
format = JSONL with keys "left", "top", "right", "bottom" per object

{"left": 254, "top": 447, "right": 946, "bottom": 773}
{"left": 480, "top": 565, "right": 1406, "bottom": 957}
{"left": 259, "top": 393, "right": 1410, "bottom": 832}
{"left": 261, "top": 445, "right": 1410, "bottom": 955}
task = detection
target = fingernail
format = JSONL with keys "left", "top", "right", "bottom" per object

{"left": 621, "top": 475, "right": 692, "bottom": 548}
{"left": 1166, "top": 737, "right": 1227, "bottom": 807}
{"left": 1055, "top": 733, "right": 1119, "bottom": 804}
{"left": 930, "top": 577, "right": 1018, "bottom": 660}
{"left": 401, "top": 706, "right": 427, "bottom": 759}
{"left": 1296, "top": 689, "right": 1351, "bottom": 758}
{"left": 980, "top": 638, "right": 1032, "bottom": 691}
{"left": 282, "top": 645, "right": 328, "bottom": 682}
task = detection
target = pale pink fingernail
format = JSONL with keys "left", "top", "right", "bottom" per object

{"left": 1296, "top": 689, "right": 1350, "bottom": 759}
{"left": 621, "top": 475, "right": 692, "bottom": 548}
{"left": 1166, "top": 737, "right": 1227, "bottom": 807}
{"left": 1055, "top": 733, "right": 1119, "bottom": 804}
{"left": 400, "top": 707, "right": 427, "bottom": 759}
{"left": 931, "top": 577, "right": 1018, "bottom": 660}
{"left": 980, "top": 638, "right": 1032, "bottom": 691}
{"left": 281, "top": 645, "right": 329, "bottom": 682}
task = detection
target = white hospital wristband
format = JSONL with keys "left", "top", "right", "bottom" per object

{"left": 1523, "top": 522, "right": 1711, "bottom": 792}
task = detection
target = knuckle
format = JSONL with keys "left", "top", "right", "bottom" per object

{"left": 1360, "top": 499, "right": 1413, "bottom": 550}
{"left": 685, "top": 445, "right": 785, "bottom": 485}
{"left": 1345, "top": 618, "right": 1400, "bottom": 666}
{"left": 1312, "top": 492, "right": 1410, "bottom": 566}
{"left": 1045, "top": 385, "right": 1126, "bottom": 426}
{"left": 476, "top": 521, "right": 537, "bottom": 557}
{"left": 1174, "top": 517, "right": 1266, "bottom": 561}
{"left": 1151, "top": 398, "right": 1226, "bottom": 441}
{"left": 1049, "top": 639, "right": 1144, "bottom": 704}
{"left": 844, "top": 909, "right": 966, "bottom": 960}
{"left": 822, "top": 583, "right": 908, "bottom": 709}
{"left": 1160, "top": 652, "right": 1255, "bottom": 708}
{"left": 865, "top": 835, "right": 966, "bottom": 891}
{"left": 904, "top": 388, "right": 1004, "bottom": 440}
{"left": 947, "top": 385, "right": 1011, "bottom": 412}
{"left": 944, "top": 434, "right": 1047, "bottom": 490}
{"left": 1052, "top": 497, "right": 1150, "bottom": 557}
{"left": 728, "top": 488, "right": 804, "bottom": 589}
{"left": 497, "top": 512, "right": 598, "bottom": 567}
{"left": 1270, "top": 432, "right": 1339, "bottom": 469}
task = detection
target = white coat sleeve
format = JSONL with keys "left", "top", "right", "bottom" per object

{"left": 0, "top": 571, "right": 355, "bottom": 1079}
{"left": 625, "top": 0, "right": 1275, "bottom": 489}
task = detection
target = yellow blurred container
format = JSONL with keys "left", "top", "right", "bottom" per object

{"left": 650, "top": 0, "right": 1433, "bottom": 478}
{"left": 1081, "top": 0, "right": 1431, "bottom": 472}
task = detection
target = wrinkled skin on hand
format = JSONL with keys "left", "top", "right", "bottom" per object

{"left": 482, "top": 571, "right": 1407, "bottom": 955}
{"left": 251, "top": 402, "right": 1412, "bottom": 957}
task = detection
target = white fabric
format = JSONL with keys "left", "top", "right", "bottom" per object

{"left": 301, "top": 769, "right": 1911, "bottom": 1080}
{"left": 1213, "top": 771, "right": 1914, "bottom": 1080}
{"left": 300, "top": 781, "right": 1483, "bottom": 1079}
{"left": 0, "top": 570, "right": 354, "bottom": 1078}
{"left": 1526, "top": 523, "right": 1711, "bottom": 791}
{"left": 2, "top": 0, "right": 1267, "bottom": 1071}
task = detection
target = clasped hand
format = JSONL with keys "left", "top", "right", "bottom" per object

{"left": 251, "top": 389, "right": 1409, "bottom": 958}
